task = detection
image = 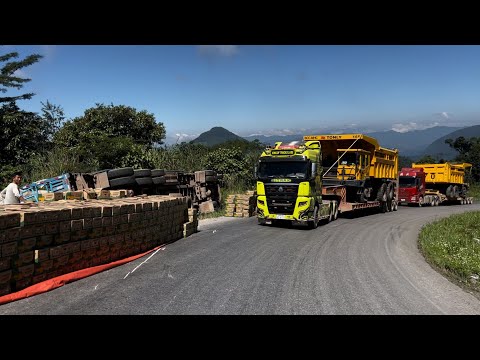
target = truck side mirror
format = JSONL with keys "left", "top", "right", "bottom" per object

{"left": 311, "top": 162, "right": 317, "bottom": 179}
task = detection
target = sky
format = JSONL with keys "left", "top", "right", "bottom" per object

{"left": 4, "top": 45, "right": 480, "bottom": 143}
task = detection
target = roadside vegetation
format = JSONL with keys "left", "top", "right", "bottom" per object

{"left": 419, "top": 211, "right": 480, "bottom": 297}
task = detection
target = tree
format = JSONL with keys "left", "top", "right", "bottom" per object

{"left": 398, "top": 155, "right": 414, "bottom": 169}
{"left": 415, "top": 155, "right": 437, "bottom": 164}
{"left": 0, "top": 51, "right": 43, "bottom": 103}
{"left": 54, "top": 103, "right": 166, "bottom": 169}
{"left": 445, "top": 136, "right": 480, "bottom": 182}
{"left": 41, "top": 100, "right": 65, "bottom": 141}
{"left": 0, "top": 102, "right": 48, "bottom": 167}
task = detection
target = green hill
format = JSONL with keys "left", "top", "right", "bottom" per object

{"left": 191, "top": 126, "right": 246, "bottom": 146}
{"left": 422, "top": 125, "right": 480, "bottom": 160}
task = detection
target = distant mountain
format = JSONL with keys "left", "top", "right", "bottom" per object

{"left": 190, "top": 126, "right": 246, "bottom": 146}
{"left": 367, "top": 126, "right": 462, "bottom": 157}
{"left": 244, "top": 126, "right": 462, "bottom": 157}
{"left": 422, "top": 125, "right": 480, "bottom": 160}
{"left": 243, "top": 134, "right": 305, "bottom": 145}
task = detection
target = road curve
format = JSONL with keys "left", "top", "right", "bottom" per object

{"left": 1, "top": 204, "right": 480, "bottom": 314}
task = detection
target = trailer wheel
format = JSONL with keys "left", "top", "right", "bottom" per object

{"left": 418, "top": 196, "right": 424, "bottom": 207}
{"left": 446, "top": 185, "right": 454, "bottom": 198}
{"left": 392, "top": 200, "right": 398, "bottom": 211}
{"left": 308, "top": 206, "right": 319, "bottom": 229}
{"left": 332, "top": 201, "right": 339, "bottom": 220}
{"left": 376, "top": 183, "right": 387, "bottom": 202}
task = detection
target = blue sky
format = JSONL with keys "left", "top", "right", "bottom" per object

{"left": 4, "top": 45, "right": 480, "bottom": 143}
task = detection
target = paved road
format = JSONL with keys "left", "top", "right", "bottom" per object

{"left": 2, "top": 204, "right": 480, "bottom": 314}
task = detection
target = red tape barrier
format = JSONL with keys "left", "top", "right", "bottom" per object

{"left": 0, "top": 245, "right": 164, "bottom": 306}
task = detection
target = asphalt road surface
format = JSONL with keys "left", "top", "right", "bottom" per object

{"left": 2, "top": 204, "right": 480, "bottom": 315}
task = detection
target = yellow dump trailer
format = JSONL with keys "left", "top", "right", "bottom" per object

{"left": 411, "top": 162, "right": 473, "bottom": 203}
{"left": 412, "top": 162, "right": 471, "bottom": 185}
{"left": 303, "top": 134, "right": 398, "bottom": 211}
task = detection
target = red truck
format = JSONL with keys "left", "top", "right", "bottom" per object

{"left": 398, "top": 167, "right": 440, "bottom": 206}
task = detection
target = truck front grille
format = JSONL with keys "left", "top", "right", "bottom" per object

{"left": 265, "top": 184, "right": 298, "bottom": 215}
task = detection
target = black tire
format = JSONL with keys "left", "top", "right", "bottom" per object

{"left": 134, "top": 169, "right": 152, "bottom": 178}
{"left": 308, "top": 206, "right": 319, "bottom": 229}
{"left": 446, "top": 185, "right": 453, "bottom": 198}
{"left": 204, "top": 170, "right": 215, "bottom": 176}
{"left": 418, "top": 197, "right": 423, "bottom": 207}
{"left": 152, "top": 176, "right": 166, "bottom": 185}
{"left": 108, "top": 167, "right": 134, "bottom": 180}
{"left": 108, "top": 175, "right": 136, "bottom": 188}
{"left": 151, "top": 169, "right": 165, "bottom": 177}
{"left": 205, "top": 175, "right": 217, "bottom": 182}
{"left": 376, "top": 183, "right": 387, "bottom": 202}
{"left": 136, "top": 177, "right": 153, "bottom": 187}
{"left": 332, "top": 201, "right": 339, "bottom": 220}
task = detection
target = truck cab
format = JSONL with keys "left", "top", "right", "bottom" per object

{"left": 398, "top": 167, "right": 425, "bottom": 205}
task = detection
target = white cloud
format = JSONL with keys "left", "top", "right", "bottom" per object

{"left": 174, "top": 133, "right": 199, "bottom": 142}
{"left": 441, "top": 112, "right": 450, "bottom": 119}
{"left": 197, "top": 45, "right": 239, "bottom": 57}
{"left": 391, "top": 121, "right": 440, "bottom": 133}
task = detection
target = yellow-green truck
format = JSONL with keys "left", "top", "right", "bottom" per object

{"left": 255, "top": 134, "right": 399, "bottom": 228}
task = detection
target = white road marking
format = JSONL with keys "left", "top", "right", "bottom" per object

{"left": 124, "top": 248, "right": 162, "bottom": 279}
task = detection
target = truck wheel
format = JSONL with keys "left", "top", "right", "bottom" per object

{"left": 107, "top": 167, "right": 134, "bottom": 180}
{"left": 376, "top": 183, "right": 387, "bottom": 202}
{"left": 446, "top": 185, "right": 453, "bottom": 198}
{"left": 134, "top": 169, "right": 152, "bottom": 178}
{"left": 308, "top": 206, "right": 319, "bottom": 229}
{"left": 108, "top": 175, "right": 136, "bottom": 188}
{"left": 392, "top": 200, "right": 398, "bottom": 211}
{"left": 135, "top": 177, "right": 153, "bottom": 187}
{"left": 332, "top": 201, "right": 339, "bottom": 220}
{"left": 151, "top": 169, "right": 166, "bottom": 177}
{"left": 152, "top": 176, "right": 166, "bottom": 185}
{"left": 418, "top": 197, "right": 423, "bottom": 207}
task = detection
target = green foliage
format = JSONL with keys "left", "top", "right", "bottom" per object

{"left": 445, "top": 136, "right": 480, "bottom": 182}
{"left": 53, "top": 103, "right": 166, "bottom": 169}
{"left": 0, "top": 51, "right": 43, "bottom": 103}
{"left": 203, "top": 146, "right": 253, "bottom": 187}
{"left": 415, "top": 155, "right": 437, "bottom": 164}
{"left": 419, "top": 211, "right": 480, "bottom": 295}
{"left": 22, "top": 147, "right": 94, "bottom": 185}
{"left": 398, "top": 155, "right": 414, "bottom": 169}
{"left": 0, "top": 102, "right": 50, "bottom": 167}
{"left": 41, "top": 100, "right": 65, "bottom": 141}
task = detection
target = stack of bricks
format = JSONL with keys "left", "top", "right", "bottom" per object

{"left": 224, "top": 191, "right": 256, "bottom": 218}
{"left": 224, "top": 195, "right": 236, "bottom": 217}
{"left": 183, "top": 208, "right": 199, "bottom": 238}
{"left": 0, "top": 195, "right": 189, "bottom": 297}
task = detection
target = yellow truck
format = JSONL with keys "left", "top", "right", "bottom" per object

{"left": 255, "top": 134, "right": 399, "bottom": 229}
{"left": 409, "top": 162, "right": 473, "bottom": 205}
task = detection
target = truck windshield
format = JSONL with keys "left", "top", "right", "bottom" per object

{"left": 399, "top": 177, "right": 416, "bottom": 188}
{"left": 258, "top": 162, "right": 309, "bottom": 179}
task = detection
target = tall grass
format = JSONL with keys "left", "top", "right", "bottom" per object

{"left": 468, "top": 183, "right": 480, "bottom": 200}
{"left": 419, "top": 211, "right": 480, "bottom": 295}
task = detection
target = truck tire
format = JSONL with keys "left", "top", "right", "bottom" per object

{"left": 108, "top": 175, "right": 136, "bottom": 188}
{"left": 392, "top": 200, "right": 398, "bottom": 211}
{"left": 151, "top": 169, "right": 165, "bottom": 177}
{"left": 376, "top": 183, "right": 387, "bottom": 202}
{"left": 446, "top": 185, "right": 453, "bottom": 198}
{"left": 418, "top": 196, "right": 423, "bottom": 207}
{"left": 308, "top": 206, "right": 319, "bottom": 229}
{"left": 332, "top": 201, "right": 339, "bottom": 220}
{"left": 136, "top": 177, "right": 153, "bottom": 187}
{"left": 152, "top": 176, "right": 166, "bottom": 185}
{"left": 107, "top": 167, "right": 134, "bottom": 180}
{"left": 134, "top": 169, "right": 152, "bottom": 178}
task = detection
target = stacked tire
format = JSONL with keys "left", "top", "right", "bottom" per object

{"left": 151, "top": 169, "right": 166, "bottom": 185}
{"left": 106, "top": 167, "right": 136, "bottom": 188}
{"left": 134, "top": 169, "right": 153, "bottom": 187}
